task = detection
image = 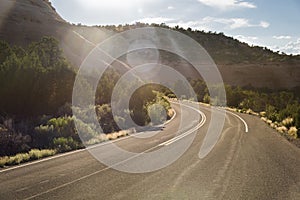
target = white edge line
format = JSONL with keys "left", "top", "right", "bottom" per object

{"left": 159, "top": 101, "right": 206, "bottom": 146}
{"left": 226, "top": 110, "right": 249, "bottom": 133}
{"left": 164, "top": 108, "right": 177, "bottom": 125}
{"left": 185, "top": 100, "right": 249, "bottom": 133}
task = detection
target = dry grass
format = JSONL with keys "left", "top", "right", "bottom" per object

{"left": 276, "top": 126, "right": 288, "bottom": 134}
{"left": 288, "top": 127, "right": 298, "bottom": 139}
{"left": 260, "top": 111, "right": 266, "bottom": 117}
{"left": 270, "top": 123, "right": 277, "bottom": 129}
{"left": 245, "top": 109, "right": 259, "bottom": 116}
{"left": 106, "top": 130, "right": 130, "bottom": 140}
{"left": 260, "top": 114, "right": 299, "bottom": 142}
{"left": 167, "top": 109, "right": 175, "bottom": 119}
{"left": 0, "top": 149, "right": 56, "bottom": 168}
{"left": 0, "top": 157, "right": 9, "bottom": 168}
{"left": 29, "top": 149, "right": 56, "bottom": 160}
{"left": 261, "top": 117, "right": 267, "bottom": 122}
{"left": 86, "top": 129, "right": 135, "bottom": 146}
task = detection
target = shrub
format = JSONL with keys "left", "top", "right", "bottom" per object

{"left": 167, "top": 109, "right": 175, "bottom": 119}
{"left": 107, "top": 133, "right": 118, "bottom": 140}
{"left": 73, "top": 118, "right": 97, "bottom": 141}
{"left": 34, "top": 125, "right": 55, "bottom": 148}
{"left": 0, "top": 156, "right": 9, "bottom": 167}
{"left": 276, "top": 126, "right": 288, "bottom": 134}
{"left": 265, "top": 105, "right": 278, "bottom": 122}
{"left": 0, "top": 149, "right": 56, "bottom": 168}
{"left": 167, "top": 93, "right": 176, "bottom": 98}
{"left": 282, "top": 117, "right": 294, "bottom": 128}
{"left": 34, "top": 116, "right": 80, "bottom": 148}
{"left": 7, "top": 153, "right": 30, "bottom": 165}
{"left": 288, "top": 127, "right": 298, "bottom": 139}
{"left": 116, "top": 130, "right": 129, "bottom": 138}
{"left": 0, "top": 129, "right": 31, "bottom": 157}
{"left": 29, "top": 149, "right": 56, "bottom": 160}
{"left": 270, "top": 123, "right": 277, "bottom": 129}
{"left": 96, "top": 104, "right": 120, "bottom": 133}
{"left": 246, "top": 109, "right": 258, "bottom": 116}
{"left": 85, "top": 134, "right": 108, "bottom": 145}
{"left": 260, "top": 111, "right": 266, "bottom": 117}
{"left": 53, "top": 137, "right": 80, "bottom": 153}
{"left": 203, "top": 94, "right": 210, "bottom": 104}
{"left": 261, "top": 117, "right": 267, "bottom": 122}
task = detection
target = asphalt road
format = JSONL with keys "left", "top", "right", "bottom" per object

{"left": 0, "top": 101, "right": 299, "bottom": 200}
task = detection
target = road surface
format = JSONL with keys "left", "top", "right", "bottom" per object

{"left": 0, "top": 102, "right": 299, "bottom": 200}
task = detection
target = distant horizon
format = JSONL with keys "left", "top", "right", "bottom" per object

{"left": 66, "top": 22, "right": 299, "bottom": 57}
{"left": 49, "top": 0, "right": 300, "bottom": 55}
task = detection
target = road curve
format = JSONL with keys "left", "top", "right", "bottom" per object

{"left": 0, "top": 102, "right": 300, "bottom": 200}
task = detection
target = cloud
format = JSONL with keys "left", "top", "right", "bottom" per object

{"left": 198, "top": 0, "right": 256, "bottom": 10}
{"left": 75, "top": 0, "right": 135, "bottom": 10}
{"left": 202, "top": 17, "right": 269, "bottom": 29}
{"left": 272, "top": 38, "right": 300, "bottom": 55}
{"left": 133, "top": 16, "right": 270, "bottom": 35}
{"left": 134, "top": 17, "right": 270, "bottom": 31}
{"left": 259, "top": 21, "right": 270, "bottom": 28}
{"left": 234, "top": 35, "right": 258, "bottom": 45}
{"left": 167, "top": 6, "right": 175, "bottom": 10}
{"left": 235, "top": 35, "right": 258, "bottom": 41}
{"left": 133, "top": 17, "right": 175, "bottom": 24}
{"left": 273, "top": 35, "right": 292, "bottom": 40}
{"left": 168, "top": 20, "right": 210, "bottom": 31}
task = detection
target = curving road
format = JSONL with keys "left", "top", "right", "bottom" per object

{"left": 0, "top": 101, "right": 300, "bottom": 200}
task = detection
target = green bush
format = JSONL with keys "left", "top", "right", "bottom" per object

{"left": 73, "top": 117, "right": 97, "bottom": 141}
{"left": 265, "top": 105, "right": 278, "bottom": 122}
{"left": 53, "top": 137, "right": 80, "bottom": 153}
{"left": 34, "top": 116, "right": 81, "bottom": 148}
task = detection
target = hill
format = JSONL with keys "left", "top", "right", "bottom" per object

{"left": 0, "top": 0, "right": 112, "bottom": 68}
{"left": 0, "top": 0, "right": 299, "bottom": 90}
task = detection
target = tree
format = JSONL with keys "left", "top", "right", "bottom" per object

{"left": 0, "top": 37, "right": 75, "bottom": 116}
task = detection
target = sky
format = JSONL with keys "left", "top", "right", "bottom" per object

{"left": 49, "top": 0, "right": 300, "bottom": 55}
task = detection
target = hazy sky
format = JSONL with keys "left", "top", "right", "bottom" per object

{"left": 49, "top": 0, "right": 300, "bottom": 55}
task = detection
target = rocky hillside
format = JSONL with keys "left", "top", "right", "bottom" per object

{"left": 0, "top": 0, "right": 299, "bottom": 90}
{"left": 0, "top": 0, "right": 112, "bottom": 67}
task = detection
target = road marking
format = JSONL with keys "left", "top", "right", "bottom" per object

{"left": 186, "top": 100, "right": 249, "bottom": 133}
{"left": 39, "top": 180, "right": 50, "bottom": 184}
{"left": 16, "top": 187, "right": 29, "bottom": 192}
{"left": 159, "top": 102, "right": 206, "bottom": 146}
{"left": 225, "top": 110, "right": 249, "bottom": 133}
{"left": 164, "top": 108, "right": 177, "bottom": 125}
